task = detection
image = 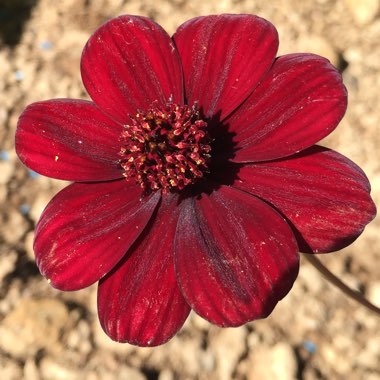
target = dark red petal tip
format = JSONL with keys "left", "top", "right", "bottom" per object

{"left": 81, "top": 15, "right": 183, "bottom": 124}
{"left": 175, "top": 185, "right": 299, "bottom": 327}
{"left": 15, "top": 99, "right": 123, "bottom": 181}
{"left": 234, "top": 146, "right": 376, "bottom": 253}
{"left": 98, "top": 194, "right": 190, "bottom": 346}
{"left": 34, "top": 181, "right": 161, "bottom": 290}
{"left": 174, "top": 14, "right": 278, "bottom": 120}
{"left": 228, "top": 53, "right": 348, "bottom": 162}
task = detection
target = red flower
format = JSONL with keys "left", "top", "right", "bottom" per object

{"left": 16, "top": 14, "right": 376, "bottom": 346}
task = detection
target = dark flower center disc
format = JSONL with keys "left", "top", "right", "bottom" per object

{"left": 119, "top": 102, "right": 211, "bottom": 193}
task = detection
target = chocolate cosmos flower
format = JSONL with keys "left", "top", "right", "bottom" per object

{"left": 16, "top": 14, "right": 376, "bottom": 346}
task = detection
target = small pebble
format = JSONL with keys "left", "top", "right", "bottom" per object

{"left": 15, "top": 70, "right": 25, "bottom": 81}
{"left": 0, "top": 298, "right": 69, "bottom": 359}
{"left": 39, "top": 40, "right": 54, "bottom": 50}
{"left": 345, "top": 0, "right": 380, "bottom": 24}
{"left": 39, "top": 358, "right": 78, "bottom": 380}
{"left": 27, "top": 169, "right": 40, "bottom": 179}
{"left": 0, "top": 250, "right": 17, "bottom": 283}
{"left": 367, "top": 281, "right": 380, "bottom": 306}
{"left": 303, "top": 340, "right": 317, "bottom": 354}
{"left": 0, "top": 150, "right": 10, "bottom": 161}
{"left": 19, "top": 203, "right": 30, "bottom": 215}
{"left": 247, "top": 343, "right": 298, "bottom": 380}
{"left": 211, "top": 327, "right": 246, "bottom": 380}
{"left": 23, "top": 359, "right": 40, "bottom": 380}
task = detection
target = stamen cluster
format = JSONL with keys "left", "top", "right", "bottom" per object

{"left": 119, "top": 103, "right": 211, "bottom": 193}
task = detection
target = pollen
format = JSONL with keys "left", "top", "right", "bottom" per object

{"left": 119, "top": 102, "right": 211, "bottom": 193}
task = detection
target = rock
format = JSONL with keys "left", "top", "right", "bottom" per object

{"left": 39, "top": 357, "right": 79, "bottom": 380}
{"left": 115, "top": 367, "right": 146, "bottom": 380}
{"left": 85, "top": 365, "right": 147, "bottom": 380}
{"left": 0, "top": 356, "right": 23, "bottom": 380}
{"left": 0, "top": 298, "right": 69, "bottom": 359}
{"left": 320, "top": 343, "right": 351, "bottom": 375}
{"left": 298, "top": 261, "right": 324, "bottom": 293}
{"left": 200, "top": 349, "right": 216, "bottom": 372}
{"left": 189, "top": 310, "right": 211, "bottom": 331}
{"left": 23, "top": 359, "right": 40, "bottom": 380}
{"left": 158, "top": 369, "right": 174, "bottom": 380}
{"left": 0, "top": 182, "right": 6, "bottom": 204}
{"left": 296, "top": 34, "right": 339, "bottom": 67}
{"left": 29, "top": 193, "right": 52, "bottom": 223}
{"left": 151, "top": 337, "right": 203, "bottom": 375}
{"left": 367, "top": 280, "right": 380, "bottom": 306}
{"left": 246, "top": 343, "right": 298, "bottom": 380}
{"left": 0, "top": 159, "right": 14, "bottom": 185}
{"left": 210, "top": 327, "right": 247, "bottom": 380}
{"left": 24, "top": 230, "right": 35, "bottom": 261}
{"left": 0, "top": 50, "right": 11, "bottom": 92}
{"left": 0, "top": 249, "right": 17, "bottom": 282}
{"left": 2, "top": 210, "right": 29, "bottom": 245}
{"left": 356, "top": 338, "right": 380, "bottom": 369}
{"left": 66, "top": 320, "right": 93, "bottom": 355}
{"left": 345, "top": 0, "right": 380, "bottom": 25}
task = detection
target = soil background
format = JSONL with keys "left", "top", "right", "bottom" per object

{"left": 0, "top": 0, "right": 379, "bottom": 379}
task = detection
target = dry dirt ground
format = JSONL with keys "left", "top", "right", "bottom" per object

{"left": 0, "top": 0, "right": 379, "bottom": 379}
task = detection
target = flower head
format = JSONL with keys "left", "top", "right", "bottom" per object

{"left": 16, "top": 14, "right": 376, "bottom": 346}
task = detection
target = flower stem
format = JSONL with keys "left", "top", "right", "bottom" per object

{"left": 302, "top": 253, "right": 380, "bottom": 316}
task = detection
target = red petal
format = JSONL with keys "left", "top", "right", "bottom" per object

{"left": 81, "top": 15, "right": 183, "bottom": 124}
{"left": 173, "top": 14, "right": 278, "bottom": 120}
{"left": 98, "top": 194, "right": 190, "bottom": 346}
{"left": 227, "top": 54, "right": 347, "bottom": 162}
{"left": 34, "top": 180, "right": 160, "bottom": 290}
{"left": 233, "top": 146, "right": 376, "bottom": 252}
{"left": 16, "top": 99, "right": 123, "bottom": 181}
{"left": 175, "top": 186, "right": 298, "bottom": 327}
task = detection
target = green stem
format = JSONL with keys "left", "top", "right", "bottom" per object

{"left": 302, "top": 253, "right": 380, "bottom": 316}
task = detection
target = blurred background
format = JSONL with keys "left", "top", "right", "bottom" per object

{"left": 0, "top": 0, "right": 379, "bottom": 379}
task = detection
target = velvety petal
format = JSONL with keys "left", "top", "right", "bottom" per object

{"left": 16, "top": 99, "right": 123, "bottom": 181}
{"left": 173, "top": 14, "right": 278, "bottom": 120}
{"left": 81, "top": 15, "right": 183, "bottom": 124}
{"left": 175, "top": 185, "right": 298, "bottom": 327}
{"left": 98, "top": 194, "right": 190, "bottom": 346}
{"left": 233, "top": 146, "right": 376, "bottom": 252}
{"left": 226, "top": 54, "right": 347, "bottom": 162}
{"left": 34, "top": 180, "right": 161, "bottom": 290}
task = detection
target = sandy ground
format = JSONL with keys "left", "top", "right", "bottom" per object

{"left": 0, "top": 0, "right": 379, "bottom": 379}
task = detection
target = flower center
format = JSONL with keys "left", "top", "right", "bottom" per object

{"left": 119, "top": 102, "right": 211, "bottom": 193}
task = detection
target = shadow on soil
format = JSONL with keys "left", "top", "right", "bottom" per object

{"left": 0, "top": 0, "right": 38, "bottom": 47}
